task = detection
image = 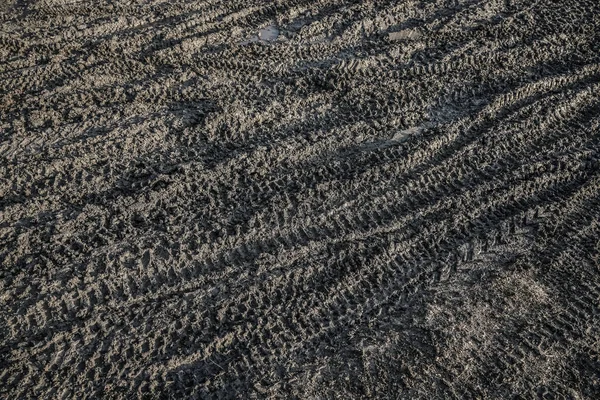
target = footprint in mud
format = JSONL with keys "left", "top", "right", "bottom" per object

{"left": 258, "top": 25, "right": 279, "bottom": 41}
{"left": 388, "top": 28, "right": 422, "bottom": 41}
{"left": 240, "top": 25, "right": 279, "bottom": 45}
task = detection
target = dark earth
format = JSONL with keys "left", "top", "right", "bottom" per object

{"left": 1, "top": 0, "right": 599, "bottom": 398}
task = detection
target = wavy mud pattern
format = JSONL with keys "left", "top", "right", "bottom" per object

{"left": 1, "top": 0, "right": 600, "bottom": 398}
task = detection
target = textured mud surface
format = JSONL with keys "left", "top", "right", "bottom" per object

{"left": 1, "top": 0, "right": 600, "bottom": 398}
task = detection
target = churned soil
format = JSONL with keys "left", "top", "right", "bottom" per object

{"left": 1, "top": 0, "right": 599, "bottom": 398}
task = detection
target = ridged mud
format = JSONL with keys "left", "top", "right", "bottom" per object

{"left": 1, "top": 0, "right": 600, "bottom": 398}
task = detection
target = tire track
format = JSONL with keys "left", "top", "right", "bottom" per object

{"left": 2, "top": 0, "right": 600, "bottom": 398}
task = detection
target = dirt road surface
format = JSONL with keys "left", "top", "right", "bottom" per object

{"left": 1, "top": 0, "right": 600, "bottom": 398}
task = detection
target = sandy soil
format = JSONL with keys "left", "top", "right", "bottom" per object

{"left": 1, "top": 0, "right": 600, "bottom": 398}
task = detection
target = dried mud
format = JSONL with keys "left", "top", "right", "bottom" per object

{"left": 1, "top": 0, "right": 600, "bottom": 399}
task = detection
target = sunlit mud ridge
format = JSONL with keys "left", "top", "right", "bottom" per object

{"left": 1, "top": 0, "right": 599, "bottom": 398}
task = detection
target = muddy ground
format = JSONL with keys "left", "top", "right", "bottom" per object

{"left": 1, "top": 0, "right": 600, "bottom": 398}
